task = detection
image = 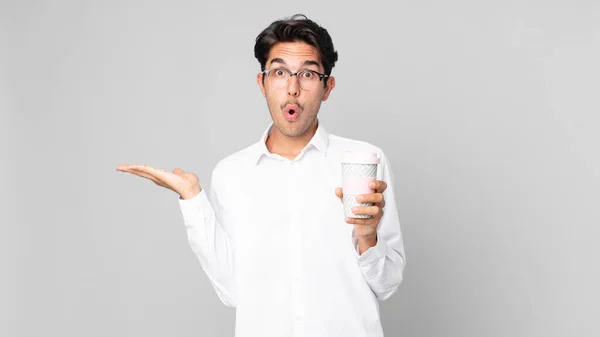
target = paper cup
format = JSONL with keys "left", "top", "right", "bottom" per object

{"left": 341, "top": 151, "right": 380, "bottom": 218}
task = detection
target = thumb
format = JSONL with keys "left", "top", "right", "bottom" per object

{"left": 335, "top": 187, "right": 343, "bottom": 203}
{"left": 172, "top": 168, "right": 185, "bottom": 175}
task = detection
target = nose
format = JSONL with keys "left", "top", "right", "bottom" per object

{"left": 287, "top": 74, "right": 300, "bottom": 97}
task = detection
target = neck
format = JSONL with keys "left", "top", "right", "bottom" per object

{"left": 266, "top": 119, "right": 318, "bottom": 160}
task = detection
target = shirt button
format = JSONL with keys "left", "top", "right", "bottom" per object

{"left": 296, "top": 316, "right": 302, "bottom": 321}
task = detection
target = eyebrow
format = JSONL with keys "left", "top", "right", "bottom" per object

{"left": 270, "top": 58, "right": 321, "bottom": 70}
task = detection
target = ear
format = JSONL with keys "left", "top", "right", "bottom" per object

{"left": 257, "top": 73, "right": 266, "bottom": 97}
{"left": 321, "top": 76, "right": 336, "bottom": 101}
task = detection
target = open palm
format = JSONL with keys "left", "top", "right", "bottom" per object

{"left": 116, "top": 164, "right": 201, "bottom": 200}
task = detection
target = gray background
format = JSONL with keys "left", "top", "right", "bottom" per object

{"left": 2, "top": 0, "right": 599, "bottom": 336}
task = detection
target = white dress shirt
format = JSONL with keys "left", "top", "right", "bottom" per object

{"left": 178, "top": 121, "right": 406, "bottom": 337}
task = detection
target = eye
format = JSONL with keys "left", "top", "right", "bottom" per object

{"left": 273, "top": 69, "right": 286, "bottom": 77}
{"left": 301, "top": 71, "right": 315, "bottom": 79}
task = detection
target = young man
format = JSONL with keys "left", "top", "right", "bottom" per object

{"left": 117, "top": 14, "right": 405, "bottom": 337}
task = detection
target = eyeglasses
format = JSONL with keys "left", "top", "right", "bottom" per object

{"left": 262, "top": 67, "right": 329, "bottom": 90}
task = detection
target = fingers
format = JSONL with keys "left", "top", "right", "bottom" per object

{"left": 116, "top": 164, "right": 172, "bottom": 187}
{"left": 368, "top": 180, "right": 388, "bottom": 193}
{"left": 351, "top": 205, "right": 383, "bottom": 217}
{"left": 173, "top": 168, "right": 185, "bottom": 175}
{"left": 337, "top": 185, "right": 386, "bottom": 208}
{"left": 356, "top": 193, "right": 384, "bottom": 204}
{"left": 335, "top": 187, "right": 343, "bottom": 203}
{"left": 124, "top": 168, "right": 167, "bottom": 188}
{"left": 122, "top": 164, "right": 162, "bottom": 176}
{"left": 117, "top": 164, "right": 170, "bottom": 179}
{"left": 347, "top": 204, "right": 384, "bottom": 225}
{"left": 345, "top": 211, "right": 383, "bottom": 226}
{"left": 116, "top": 164, "right": 151, "bottom": 172}
{"left": 346, "top": 217, "right": 374, "bottom": 225}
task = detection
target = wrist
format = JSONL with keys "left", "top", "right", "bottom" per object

{"left": 357, "top": 233, "right": 377, "bottom": 243}
{"left": 356, "top": 233, "right": 377, "bottom": 255}
{"left": 181, "top": 187, "right": 202, "bottom": 200}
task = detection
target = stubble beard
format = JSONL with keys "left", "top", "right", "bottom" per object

{"left": 274, "top": 110, "right": 317, "bottom": 138}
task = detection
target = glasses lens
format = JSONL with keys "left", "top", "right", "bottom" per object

{"left": 267, "top": 68, "right": 289, "bottom": 88}
{"left": 266, "top": 69, "right": 323, "bottom": 90}
{"left": 297, "top": 70, "right": 320, "bottom": 90}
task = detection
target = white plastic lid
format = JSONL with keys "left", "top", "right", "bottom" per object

{"left": 341, "top": 151, "right": 380, "bottom": 164}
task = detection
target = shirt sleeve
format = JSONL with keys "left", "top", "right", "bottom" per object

{"left": 178, "top": 166, "right": 237, "bottom": 307}
{"left": 352, "top": 150, "right": 406, "bottom": 301}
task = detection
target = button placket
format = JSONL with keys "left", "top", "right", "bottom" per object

{"left": 289, "top": 161, "right": 304, "bottom": 337}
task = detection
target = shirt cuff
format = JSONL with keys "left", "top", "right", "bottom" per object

{"left": 178, "top": 190, "right": 212, "bottom": 224}
{"left": 353, "top": 229, "right": 388, "bottom": 267}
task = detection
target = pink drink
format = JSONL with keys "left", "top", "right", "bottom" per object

{"left": 341, "top": 151, "right": 380, "bottom": 218}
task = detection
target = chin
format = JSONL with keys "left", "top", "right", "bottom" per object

{"left": 275, "top": 122, "right": 306, "bottom": 137}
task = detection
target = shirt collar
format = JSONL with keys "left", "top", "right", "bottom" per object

{"left": 251, "top": 120, "right": 329, "bottom": 166}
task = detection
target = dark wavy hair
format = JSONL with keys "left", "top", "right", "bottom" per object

{"left": 254, "top": 14, "right": 338, "bottom": 85}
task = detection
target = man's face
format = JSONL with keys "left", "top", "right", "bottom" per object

{"left": 257, "top": 41, "right": 335, "bottom": 138}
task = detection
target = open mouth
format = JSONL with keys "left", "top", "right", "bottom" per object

{"left": 284, "top": 104, "right": 300, "bottom": 121}
{"left": 284, "top": 104, "right": 299, "bottom": 114}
